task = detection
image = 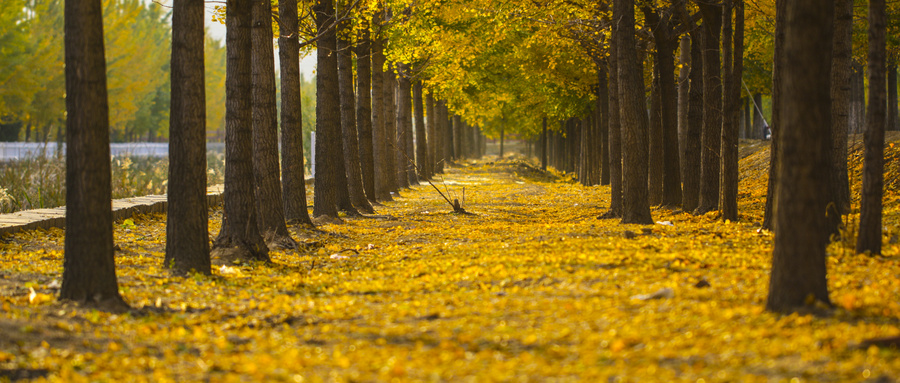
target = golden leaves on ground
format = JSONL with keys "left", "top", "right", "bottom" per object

{"left": 1, "top": 155, "right": 900, "bottom": 381}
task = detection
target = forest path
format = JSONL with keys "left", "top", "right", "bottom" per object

{"left": 3, "top": 156, "right": 900, "bottom": 381}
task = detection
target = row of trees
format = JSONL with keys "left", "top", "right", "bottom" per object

{"left": 57, "top": 0, "right": 899, "bottom": 318}
{"left": 0, "top": 0, "right": 227, "bottom": 143}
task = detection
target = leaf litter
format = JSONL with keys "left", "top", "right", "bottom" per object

{"left": 2, "top": 142, "right": 900, "bottom": 381}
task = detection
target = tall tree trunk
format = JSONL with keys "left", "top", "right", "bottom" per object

{"left": 604, "top": 26, "right": 623, "bottom": 218}
{"left": 279, "top": 0, "right": 314, "bottom": 226}
{"left": 395, "top": 65, "right": 414, "bottom": 187}
{"left": 252, "top": 0, "right": 295, "bottom": 246}
{"left": 677, "top": 35, "right": 691, "bottom": 189}
{"left": 599, "top": 66, "right": 610, "bottom": 185}
{"left": 831, "top": 0, "right": 853, "bottom": 216}
{"left": 888, "top": 62, "right": 898, "bottom": 131}
{"left": 213, "top": 0, "right": 269, "bottom": 263}
{"left": 616, "top": 0, "right": 653, "bottom": 224}
{"left": 425, "top": 89, "right": 437, "bottom": 178}
{"left": 338, "top": 27, "right": 373, "bottom": 214}
{"left": 383, "top": 64, "right": 401, "bottom": 192}
{"left": 355, "top": 27, "right": 378, "bottom": 204}
{"left": 413, "top": 80, "right": 429, "bottom": 180}
{"left": 682, "top": 30, "right": 704, "bottom": 212}
{"left": 61, "top": 0, "right": 125, "bottom": 306}
{"left": 313, "top": 0, "right": 344, "bottom": 218}
{"left": 370, "top": 38, "right": 392, "bottom": 201}
{"left": 850, "top": 61, "right": 866, "bottom": 134}
{"left": 696, "top": 2, "right": 723, "bottom": 215}
{"left": 541, "top": 117, "right": 548, "bottom": 171}
{"left": 500, "top": 125, "right": 505, "bottom": 158}
{"left": 767, "top": 0, "right": 834, "bottom": 313}
{"left": 648, "top": 65, "right": 664, "bottom": 206}
{"left": 752, "top": 93, "right": 764, "bottom": 139}
{"left": 452, "top": 115, "right": 461, "bottom": 160}
{"left": 857, "top": 0, "right": 887, "bottom": 255}
{"left": 166, "top": 0, "right": 210, "bottom": 274}
{"left": 762, "top": 0, "right": 786, "bottom": 231}
{"left": 720, "top": 0, "right": 743, "bottom": 222}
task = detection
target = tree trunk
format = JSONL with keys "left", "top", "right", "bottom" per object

{"left": 313, "top": 0, "right": 343, "bottom": 218}
{"left": 425, "top": 89, "right": 436, "bottom": 178}
{"left": 857, "top": 0, "right": 887, "bottom": 255}
{"left": 720, "top": 0, "right": 743, "bottom": 222}
{"left": 383, "top": 64, "right": 401, "bottom": 192}
{"left": 604, "top": 25, "right": 623, "bottom": 218}
{"left": 888, "top": 62, "right": 898, "bottom": 131}
{"left": 500, "top": 126, "right": 505, "bottom": 158}
{"left": 252, "top": 0, "right": 295, "bottom": 245}
{"left": 599, "top": 66, "right": 610, "bottom": 185}
{"left": 831, "top": 0, "right": 853, "bottom": 216}
{"left": 338, "top": 30, "right": 373, "bottom": 214}
{"left": 850, "top": 61, "right": 866, "bottom": 134}
{"left": 61, "top": 0, "right": 125, "bottom": 307}
{"left": 541, "top": 117, "right": 548, "bottom": 170}
{"left": 762, "top": 0, "right": 786, "bottom": 231}
{"left": 413, "top": 80, "right": 429, "bottom": 180}
{"left": 213, "top": 0, "right": 269, "bottom": 263}
{"left": 279, "top": 0, "right": 314, "bottom": 226}
{"left": 370, "top": 38, "right": 392, "bottom": 201}
{"left": 696, "top": 2, "right": 723, "bottom": 215}
{"left": 355, "top": 27, "right": 378, "bottom": 204}
{"left": 752, "top": 93, "right": 764, "bottom": 139}
{"left": 766, "top": 0, "right": 833, "bottom": 313}
{"left": 166, "top": 0, "right": 210, "bottom": 274}
{"left": 648, "top": 65, "right": 664, "bottom": 206}
{"left": 395, "top": 65, "right": 414, "bottom": 187}
{"left": 682, "top": 30, "right": 703, "bottom": 212}
{"left": 616, "top": 0, "right": 653, "bottom": 225}
{"left": 677, "top": 34, "right": 691, "bottom": 189}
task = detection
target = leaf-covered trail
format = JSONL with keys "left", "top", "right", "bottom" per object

{"left": 3, "top": 158, "right": 900, "bottom": 382}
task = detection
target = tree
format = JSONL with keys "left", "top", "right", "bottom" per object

{"left": 313, "top": 0, "right": 345, "bottom": 218}
{"left": 356, "top": 26, "right": 378, "bottom": 205}
{"left": 857, "top": 0, "right": 887, "bottom": 255}
{"left": 371, "top": 37, "right": 394, "bottom": 201}
{"left": 602, "top": 25, "right": 623, "bottom": 219}
{"left": 279, "top": 0, "right": 314, "bottom": 226}
{"left": 720, "top": 0, "right": 744, "bottom": 222}
{"left": 165, "top": 0, "right": 210, "bottom": 275}
{"left": 60, "top": 0, "right": 125, "bottom": 308}
{"left": 337, "top": 12, "right": 374, "bottom": 214}
{"left": 212, "top": 0, "right": 269, "bottom": 263}
{"left": 830, "top": 0, "right": 853, "bottom": 217}
{"left": 414, "top": 79, "right": 430, "bottom": 179}
{"left": 251, "top": 0, "right": 295, "bottom": 246}
{"left": 616, "top": 0, "right": 653, "bottom": 225}
{"left": 695, "top": 1, "right": 723, "bottom": 215}
{"left": 766, "top": 0, "right": 833, "bottom": 313}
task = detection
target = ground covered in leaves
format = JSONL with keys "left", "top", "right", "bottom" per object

{"left": 3, "top": 140, "right": 900, "bottom": 382}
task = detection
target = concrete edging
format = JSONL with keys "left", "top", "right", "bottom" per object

{"left": 0, "top": 185, "right": 224, "bottom": 236}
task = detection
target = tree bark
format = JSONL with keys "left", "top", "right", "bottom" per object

{"left": 279, "top": 0, "right": 314, "bottom": 226}
{"left": 166, "top": 0, "right": 210, "bottom": 274}
{"left": 604, "top": 25, "right": 623, "bottom": 218}
{"left": 252, "top": 0, "right": 295, "bottom": 245}
{"left": 313, "top": 0, "right": 343, "bottom": 218}
{"left": 856, "top": 0, "right": 887, "bottom": 255}
{"left": 762, "top": 0, "right": 785, "bottom": 231}
{"left": 61, "top": 0, "right": 125, "bottom": 306}
{"left": 889, "top": 62, "right": 898, "bottom": 131}
{"left": 395, "top": 65, "right": 414, "bottom": 187}
{"left": 752, "top": 93, "right": 764, "bottom": 139}
{"left": 413, "top": 79, "right": 429, "bottom": 180}
{"left": 682, "top": 29, "right": 703, "bottom": 212}
{"left": 383, "top": 64, "right": 401, "bottom": 192}
{"left": 599, "top": 66, "right": 610, "bottom": 185}
{"left": 831, "top": 0, "right": 852, "bottom": 216}
{"left": 338, "top": 27, "right": 373, "bottom": 214}
{"left": 355, "top": 27, "right": 378, "bottom": 205}
{"left": 720, "top": 0, "right": 742, "bottom": 222}
{"left": 541, "top": 117, "right": 548, "bottom": 171}
{"left": 695, "top": 1, "right": 723, "bottom": 215}
{"left": 850, "top": 61, "right": 866, "bottom": 134}
{"left": 677, "top": 34, "right": 691, "bottom": 191}
{"left": 648, "top": 65, "right": 664, "bottom": 206}
{"left": 370, "top": 38, "right": 393, "bottom": 201}
{"left": 616, "top": 0, "right": 653, "bottom": 224}
{"left": 425, "top": 89, "right": 437, "bottom": 178}
{"left": 766, "top": 0, "right": 833, "bottom": 313}
{"left": 213, "top": 0, "right": 269, "bottom": 263}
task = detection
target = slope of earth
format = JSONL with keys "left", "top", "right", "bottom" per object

{"left": 2, "top": 145, "right": 900, "bottom": 382}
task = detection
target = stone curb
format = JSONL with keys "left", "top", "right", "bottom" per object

{"left": 0, "top": 184, "right": 224, "bottom": 236}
